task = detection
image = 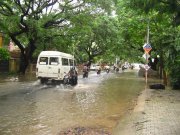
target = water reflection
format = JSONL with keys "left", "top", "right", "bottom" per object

{"left": 75, "top": 90, "right": 96, "bottom": 112}
{"left": 0, "top": 71, "right": 145, "bottom": 135}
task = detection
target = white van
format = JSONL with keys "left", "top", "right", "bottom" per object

{"left": 36, "top": 51, "right": 77, "bottom": 84}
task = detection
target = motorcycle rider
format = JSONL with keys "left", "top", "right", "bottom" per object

{"left": 97, "top": 66, "right": 101, "bottom": 74}
{"left": 105, "top": 65, "right": 110, "bottom": 73}
{"left": 68, "top": 67, "right": 78, "bottom": 85}
{"left": 83, "top": 64, "right": 89, "bottom": 78}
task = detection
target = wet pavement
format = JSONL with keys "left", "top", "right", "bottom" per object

{"left": 2, "top": 70, "right": 179, "bottom": 135}
{"left": 113, "top": 87, "right": 180, "bottom": 135}
{"left": 0, "top": 70, "right": 145, "bottom": 135}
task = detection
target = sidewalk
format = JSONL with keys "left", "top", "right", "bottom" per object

{"left": 113, "top": 88, "right": 180, "bottom": 135}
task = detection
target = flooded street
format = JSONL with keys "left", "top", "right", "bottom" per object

{"left": 0, "top": 70, "right": 145, "bottom": 135}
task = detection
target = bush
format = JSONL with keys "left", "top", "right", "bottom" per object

{"left": 169, "top": 59, "right": 180, "bottom": 90}
{"left": 0, "top": 48, "right": 10, "bottom": 60}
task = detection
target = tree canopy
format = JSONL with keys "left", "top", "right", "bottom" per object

{"left": 0, "top": 0, "right": 116, "bottom": 73}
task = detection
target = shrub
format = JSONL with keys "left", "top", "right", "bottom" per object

{"left": 0, "top": 48, "right": 10, "bottom": 60}
{"left": 169, "top": 56, "right": 180, "bottom": 90}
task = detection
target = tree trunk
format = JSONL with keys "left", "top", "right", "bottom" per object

{"left": 163, "top": 70, "right": 168, "bottom": 86}
{"left": 19, "top": 53, "right": 28, "bottom": 74}
{"left": 18, "top": 41, "right": 36, "bottom": 74}
{"left": 159, "top": 53, "right": 163, "bottom": 79}
{"left": 11, "top": 34, "right": 37, "bottom": 74}
{"left": 88, "top": 56, "right": 93, "bottom": 65}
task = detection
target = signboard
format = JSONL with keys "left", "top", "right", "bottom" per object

{"left": 144, "top": 64, "right": 150, "bottom": 71}
{"left": 143, "top": 43, "right": 152, "bottom": 54}
{"left": 143, "top": 53, "right": 150, "bottom": 60}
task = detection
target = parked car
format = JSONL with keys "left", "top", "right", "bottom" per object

{"left": 131, "top": 63, "right": 143, "bottom": 70}
{"left": 104, "top": 65, "right": 110, "bottom": 70}
{"left": 90, "top": 64, "right": 100, "bottom": 71}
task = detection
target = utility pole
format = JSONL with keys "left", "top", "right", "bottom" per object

{"left": 145, "top": 19, "right": 149, "bottom": 84}
{"left": 143, "top": 19, "right": 152, "bottom": 84}
{"left": 147, "top": 19, "right": 150, "bottom": 44}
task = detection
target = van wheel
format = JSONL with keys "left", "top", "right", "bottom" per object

{"left": 56, "top": 80, "right": 61, "bottom": 85}
{"left": 40, "top": 78, "right": 47, "bottom": 84}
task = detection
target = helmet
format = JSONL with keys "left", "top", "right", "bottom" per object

{"left": 71, "top": 67, "right": 75, "bottom": 70}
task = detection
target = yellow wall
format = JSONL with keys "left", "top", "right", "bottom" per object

{"left": 9, "top": 58, "right": 20, "bottom": 73}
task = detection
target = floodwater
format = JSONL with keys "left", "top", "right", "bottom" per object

{"left": 0, "top": 70, "right": 145, "bottom": 135}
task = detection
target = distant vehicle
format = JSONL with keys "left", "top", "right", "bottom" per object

{"left": 97, "top": 68, "right": 101, "bottom": 74}
{"left": 104, "top": 65, "right": 110, "bottom": 73}
{"left": 104, "top": 65, "right": 110, "bottom": 69}
{"left": 131, "top": 63, "right": 143, "bottom": 70}
{"left": 124, "top": 65, "right": 128, "bottom": 69}
{"left": 36, "top": 51, "right": 77, "bottom": 85}
{"left": 90, "top": 64, "right": 100, "bottom": 71}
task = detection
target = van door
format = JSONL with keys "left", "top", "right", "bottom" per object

{"left": 37, "top": 57, "right": 49, "bottom": 77}
{"left": 61, "top": 58, "right": 70, "bottom": 77}
{"left": 48, "top": 57, "right": 59, "bottom": 78}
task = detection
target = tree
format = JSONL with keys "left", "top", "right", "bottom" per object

{"left": 0, "top": 0, "right": 116, "bottom": 74}
{"left": 125, "top": 0, "right": 180, "bottom": 88}
{"left": 75, "top": 16, "right": 119, "bottom": 64}
{"left": 128, "top": 0, "right": 180, "bottom": 26}
{"left": 0, "top": 0, "right": 68, "bottom": 73}
{"left": 111, "top": 1, "right": 147, "bottom": 63}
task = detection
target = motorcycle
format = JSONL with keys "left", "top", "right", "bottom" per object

{"left": 83, "top": 70, "right": 88, "bottom": 78}
{"left": 69, "top": 75, "right": 78, "bottom": 86}
{"left": 106, "top": 68, "right": 110, "bottom": 73}
{"left": 97, "top": 68, "right": 101, "bottom": 74}
{"left": 63, "top": 68, "right": 78, "bottom": 86}
{"left": 115, "top": 67, "right": 119, "bottom": 72}
{"left": 63, "top": 74, "right": 70, "bottom": 85}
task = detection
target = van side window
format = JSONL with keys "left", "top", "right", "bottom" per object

{"left": 69, "top": 59, "right": 74, "bottom": 66}
{"left": 62, "top": 58, "right": 69, "bottom": 66}
{"left": 50, "top": 57, "right": 59, "bottom": 65}
{"left": 39, "top": 57, "right": 48, "bottom": 65}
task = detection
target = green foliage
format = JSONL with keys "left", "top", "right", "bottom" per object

{"left": 0, "top": 0, "right": 116, "bottom": 73}
{"left": 69, "top": 14, "right": 120, "bottom": 62}
{"left": 123, "top": 0, "right": 180, "bottom": 88}
{"left": 0, "top": 48, "right": 10, "bottom": 60}
{"left": 167, "top": 27, "right": 180, "bottom": 89}
{"left": 170, "top": 59, "right": 180, "bottom": 89}
{"left": 127, "top": 0, "right": 180, "bottom": 25}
